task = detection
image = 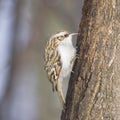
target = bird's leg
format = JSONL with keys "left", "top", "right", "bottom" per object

{"left": 70, "top": 57, "right": 75, "bottom": 65}
{"left": 70, "top": 54, "right": 79, "bottom": 65}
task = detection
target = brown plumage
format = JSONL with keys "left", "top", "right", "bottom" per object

{"left": 44, "top": 31, "right": 77, "bottom": 106}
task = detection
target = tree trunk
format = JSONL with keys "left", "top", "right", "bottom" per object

{"left": 61, "top": 0, "right": 120, "bottom": 120}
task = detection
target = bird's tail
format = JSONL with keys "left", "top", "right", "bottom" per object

{"left": 56, "top": 82, "right": 65, "bottom": 107}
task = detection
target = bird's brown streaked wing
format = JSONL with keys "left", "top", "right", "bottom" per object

{"left": 45, "top": 48, "right": 62, "bottom": 91}
{"left": 44, "top": 38, "right": 58, "bottom": 62}
{"left": 48, "top": 62, "right": 61, "bottom": 91}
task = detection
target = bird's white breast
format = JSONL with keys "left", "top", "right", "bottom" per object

{"left": 57, "top": 36, "right": 76, "bottom": 78}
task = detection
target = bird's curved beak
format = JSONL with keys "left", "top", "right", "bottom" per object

{"left": 70, "top": 33, "right": 79, "bottom": 36}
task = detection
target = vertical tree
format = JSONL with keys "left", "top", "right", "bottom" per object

{"left": 61, "top": 0, "right": 120, "bottom": 120}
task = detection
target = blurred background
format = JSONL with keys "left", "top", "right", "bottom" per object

{"left": 0, "top": 0, "right": 83, "bottom": 120}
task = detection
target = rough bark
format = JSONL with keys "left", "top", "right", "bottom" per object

{"left": 61, "top": 0, "right": 120, "bottom": 120}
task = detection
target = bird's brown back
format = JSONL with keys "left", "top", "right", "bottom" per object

{"left": 44, "top": 37, "right": 62, "bottom": 91}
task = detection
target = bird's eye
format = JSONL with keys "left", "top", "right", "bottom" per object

{"left": 64, "top": 34, "right": 69, "bottom": 37}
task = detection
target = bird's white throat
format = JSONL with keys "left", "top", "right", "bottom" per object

{"left": 57, "top": 35, "right": 76, "bottom": 78}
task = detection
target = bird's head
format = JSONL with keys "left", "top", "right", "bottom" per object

{"left": 50, "top": 31, "right": 78, "bottom": 43}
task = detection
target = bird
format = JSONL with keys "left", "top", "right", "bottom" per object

{"left": 44, "top": 31, "right": 78, "bottom": 106}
